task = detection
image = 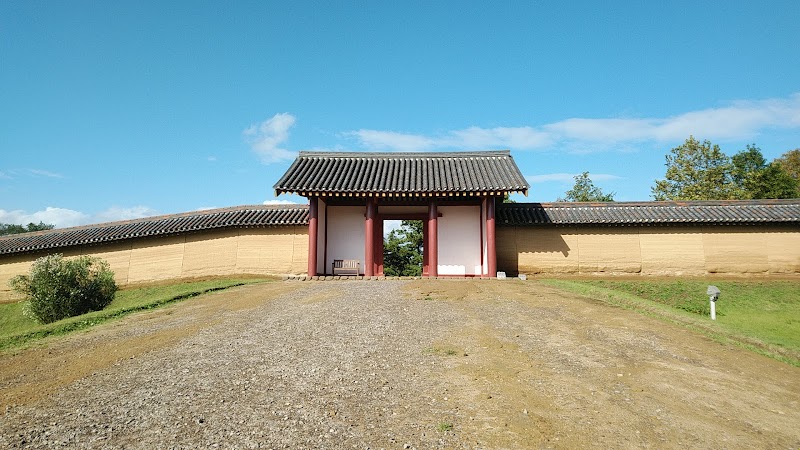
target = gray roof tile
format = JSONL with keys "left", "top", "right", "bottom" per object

{"left": 0, "top": 205, "right": 308, "bottom": 256}
{"left": 497, "top": 199, "right": 800, "bottom": 226}
{"left": 274, "top": 150, "right": 530, "bottom": 196}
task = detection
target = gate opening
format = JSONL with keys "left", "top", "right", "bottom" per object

{"left": 383, "top": 220, "right": 423, "bottom": 276}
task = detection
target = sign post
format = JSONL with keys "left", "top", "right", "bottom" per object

{"left": 706, "top": 285, "right": 720, "bottom": 320}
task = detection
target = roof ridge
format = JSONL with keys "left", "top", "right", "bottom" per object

{"left": 297, "top": 150, "right": 511, "bottom": 158}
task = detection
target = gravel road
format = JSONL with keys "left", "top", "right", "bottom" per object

{"left": 0, "top": 279, "right": 798, "bottom": 449}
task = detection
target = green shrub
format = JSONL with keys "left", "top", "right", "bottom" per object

{"left": 9, "top": 254, "right": 118, "bottom": 324}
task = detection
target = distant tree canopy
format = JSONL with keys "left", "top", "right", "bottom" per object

{"left": 383, "top": 220, "right": 423, "bottom": 277}
{"left": 652, "top": 137, "right": 798, "bottom": 201}
{"left": 731, "top": 145, "right": 798, "bottom": 199}
{"left": 0, "top": 222, "right": 55, "bottom": 236}
{"left": 775, "top": 148, "right": 800, "bottom": 183}
{"left": 502, "top": 193, "right": 516, "bottom": 203}
{"left": 557, "top": 172, "right": 615, "bottom": 202}
{"left": 652, "top": 136, "right": 735, "bottom": 200}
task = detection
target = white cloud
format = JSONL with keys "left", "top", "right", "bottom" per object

{"left": 589, "top": 173, "right": 621, "bottom": 181}
{"left": 526, "top": 173, "right": 621, "bottom": 183}
{"left": 263, "top": 199, "right": 300, "bottom": 205}
{"left": 27, "top": 169, "right": 64, "bottom": 178}
{"left": 526, "top": 173, "right": 577, "bottom": 183}
{"left": 545, "top": 94, "right": 800, "bottom": 145}
{"left": 0, "top": 169, "right": 65, "bottom": 180}
{"left": 348, "top": 126, "right": 551, "bottom": 152}
{"left": 0, "top": 207, "right": 89, "bottom": 228}
{"left": 449, "top": 126, "right": 552, "bottom": 150}
{"left": 544, "top": 118, "right": 656, "bottom": 142}
{"left": 350, "top": 130, "right": 437, "bottom": 152}
{"left": 243, "top": 113, "right": 298, "bottom": 163}
{"left": 348, "top": 93, "right": 800, "bottom": 152}
{"left": 0, "top": 206, "right": 160, "bottom": 229}
{"left": 94, "top": 206, "right": 158, "bottom": 223}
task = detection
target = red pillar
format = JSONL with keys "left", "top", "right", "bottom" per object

{"left": 307, "top": 197, "right": 318, "bottom": 276}
{"left": 422, "top": 221, "right": 429, "bottom": 277}
{"left": 486, "top": 196, "right": 497, "bottom": 277}
{"left": 428, "top": 199, "right": 438, "bottom": 277}
{"left": 375, "top": 216, "right": 384, "bottom": 276}
{"left": 365, "top": 197, "right": 376, "bottom": 277}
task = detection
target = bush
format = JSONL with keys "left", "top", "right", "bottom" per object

{"left": 9, "top": 254, "right": 118, "bottom": 324}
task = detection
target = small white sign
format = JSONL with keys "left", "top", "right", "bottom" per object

{"left": 497, "top": 271, "right": 506, "bottom": 279}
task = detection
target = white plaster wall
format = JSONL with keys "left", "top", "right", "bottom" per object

{"left": 437, "top": 205, "right": 482, "bottom": 275}
{"left": 326, "top": 205, "right": 366, "bottom": 275}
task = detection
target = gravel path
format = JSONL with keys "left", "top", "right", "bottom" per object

{"left": 0, "top": 281, "right": 465, "bottom": 449}
{"left": 1, "top": 279, "right": 798, "bottom": 449}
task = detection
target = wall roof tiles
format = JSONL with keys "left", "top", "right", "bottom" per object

{"left": 497, "top": 199, "right": 800, "bottom": 226}
{"left": 0, "top": 205, "right": 308, "bottom": 256}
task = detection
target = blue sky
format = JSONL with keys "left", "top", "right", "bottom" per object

{"left": 2, "top": 1, "right": 799, "bottom": 228}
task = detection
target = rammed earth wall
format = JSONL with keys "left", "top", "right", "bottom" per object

{"left": 2, "top": 223, "right": 798, "bottom": 300}
{"left": 496, "top": 225, "right": 800, "bottom": 275}
{"left": 0, "top": 226, "right": 308, "bottom": 299}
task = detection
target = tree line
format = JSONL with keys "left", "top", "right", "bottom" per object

{"left": 0, "top": 222, "right": 54, "bottom": 236}
{"left": 562, "top": 137, "right": 799, "bottom": 202}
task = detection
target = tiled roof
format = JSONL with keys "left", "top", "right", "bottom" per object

{"left": 497, "top": 199, "right": 800, "bottom": 226}
{"left": 0, "top": 205, "right": 308, "bottom": 256}
{"left": 274, "top": 150, "right": 529, "bottom": 197}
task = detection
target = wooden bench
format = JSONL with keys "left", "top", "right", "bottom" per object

{"left": 332, "top": 259, "right": 360, "bottom": 276}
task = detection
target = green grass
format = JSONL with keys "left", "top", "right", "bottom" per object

{"left": 543, "top": 278, "right": 800, "bottom": 367}
{"left": 437, "top": 421, "right": 454, "bottom": 432}
{"left": 0, "top": 277, "right": 271, "bottom": 351}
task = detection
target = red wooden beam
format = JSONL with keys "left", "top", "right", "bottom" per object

{"left": 365, "top": 197, "right": 377, "bottom": 277}
{"left": 428, "top": 199, "right": 438, "bottom": 277}
{"left": 375, "top": 216, "right": 384, "bottom": 276}
{"left": 486, "top": 196, "right": 497, "bottom": 277}
{"left": 422, "top": 221, "right": 429, "bottom": 277}
{"left": 307, "top": 197, "right": 318, "bottom": 276}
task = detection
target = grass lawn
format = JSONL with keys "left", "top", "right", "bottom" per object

{"left": 544, "top": 278, "right": 800, "bottom": 367}
{"left": 0, "top": 277, "right": 272, "bottom": 351}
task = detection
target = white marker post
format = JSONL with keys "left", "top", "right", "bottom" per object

{"left": 710, "top": 298, "right": 716, "bottom": 320}
{"left": 706, "top": 285, "right": 720, "bottom": 321}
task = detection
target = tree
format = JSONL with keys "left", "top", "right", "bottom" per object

{"left": 775, "top": 149, "right": 800, "bottom": 189}
{"left": 383, "top": 220, "right": 423, "bottom": 276}
{"left": 557, "top": 172, "right": 615, "bottom": 202}
{"left": 756, "top": 163, "right": 800, "bottom": 198}
{"left": 731, "top": 145, "right": 767, "bottom": 186}
{"left": 0, "top": 222, "right": 55, "bottom": 236}
{"left": 731, "top": 145, "right": 798, "bottom": 199}
{"left": 652, "top": 136, "right": 737, "bottom": 200}
{"left": 10, "top": 254, "right": 118, "bottom": 324}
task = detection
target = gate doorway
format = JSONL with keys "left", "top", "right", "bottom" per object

{"left": 383, "top": 220, "right": 423, "bottom": 276}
